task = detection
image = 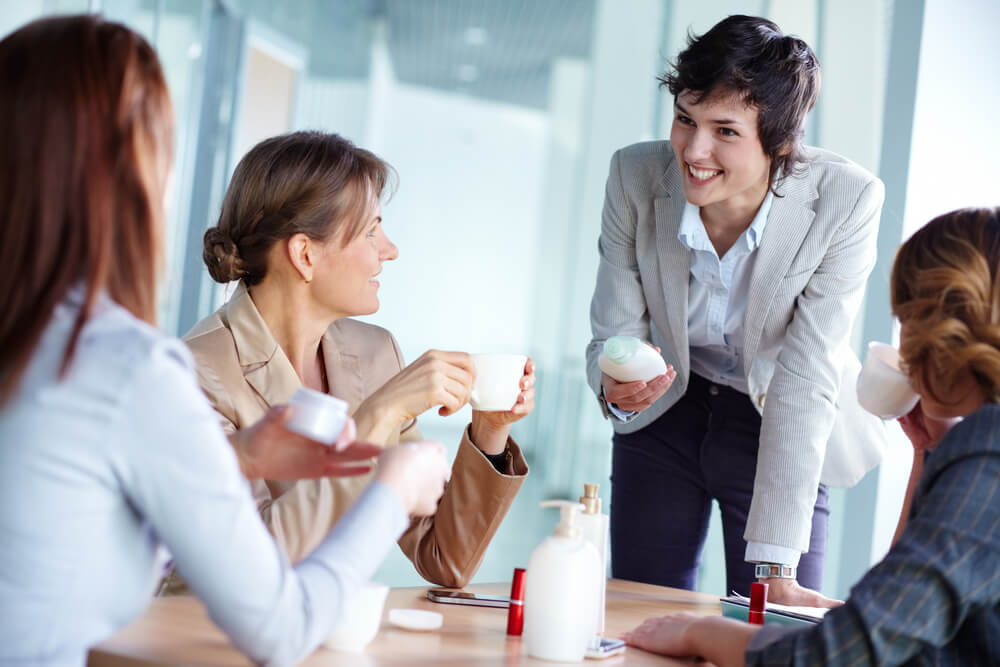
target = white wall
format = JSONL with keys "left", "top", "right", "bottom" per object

{"left": 903, "top": 0, "right": 1000, "bottom": 234}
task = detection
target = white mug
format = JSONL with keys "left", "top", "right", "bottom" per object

{"left": 856, "top": 342, "right": 920, "bottom": 419}
{"left": 323, "top": 581, "right": 389, "bottom": 652}
{"left": 469, "top": 354, "right": 527, "bottom": 411}
{"left": 286, "top": 387, "right": 348, "bottom": 445}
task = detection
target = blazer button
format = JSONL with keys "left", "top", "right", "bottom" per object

{"left": 757, "top": 393, "right": 766, "bottom": 408}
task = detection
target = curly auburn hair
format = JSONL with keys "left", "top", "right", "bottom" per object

{"left": 891, "top": 207, "right": 1000, "bottom": 406}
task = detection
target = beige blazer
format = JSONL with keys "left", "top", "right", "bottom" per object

{"left": 179, "top": 283, "right": 527, "bottom": 588}
{"left": 587, "top": 141, "right": 887, "bottom": 554}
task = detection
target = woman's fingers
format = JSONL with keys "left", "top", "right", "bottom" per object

{"left": 327, "top": 441, "right": 382, "bottom": 461}
{"left": 332, "top": 416, "right": 357, "bottom": 452}
{"left": 323, "top": 464, "right": 373, "bottom": 477}
{"left": 436, "top": 375, "right": 472, "bottom": 416}
{"left": 605, "top": 378, "right": 650, "bottom": 403}
{"left": 607, "top": 368, "right": 675, "bottom": 411}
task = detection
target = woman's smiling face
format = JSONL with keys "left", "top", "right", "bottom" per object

{"left": 669, "top": 90, "right": 772, "bottom": 219}
{"left": 312, "top": 197, "right": 399, "bottom": 319}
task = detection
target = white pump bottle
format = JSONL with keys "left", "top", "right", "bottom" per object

{"left": 598, "top": 335, "right": 667, "bottom": 383}
{"left": 522, "top": 501, "right": 601, "bottom": 662}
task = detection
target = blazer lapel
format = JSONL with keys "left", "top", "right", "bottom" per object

{"left": 321, "top": 324, "right": 364, "bottom": 414}
{"left": 224, "top": 283, "right": 302, "bottom": 407}
{"left": 654, "top": 158, "right": 691, "bottom": 369}
{"left": 742, "top": 166, "right": 819, "bottom": 366}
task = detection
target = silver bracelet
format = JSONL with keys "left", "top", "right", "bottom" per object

{"left": 754, "top": 562, "right": 796, "bottom": 580}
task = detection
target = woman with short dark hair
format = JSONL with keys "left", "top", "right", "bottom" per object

{"left": 587, "top": 15, "right": 886, "bottom": 605}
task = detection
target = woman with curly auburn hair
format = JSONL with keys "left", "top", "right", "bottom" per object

{"left": 622, "top": 206, "right": 1000, "bottom": 666}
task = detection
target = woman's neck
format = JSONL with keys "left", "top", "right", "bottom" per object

{"left": 247, "top": 278, "right": 332, "bottom": 390}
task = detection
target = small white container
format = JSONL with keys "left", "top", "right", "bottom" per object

{"left": 856, "top": 342, "right": 920, "bottom": 419}
{"left": 523, "top": 501, "right": 601, "bottom": 663}
{"left": 598, "top": 336, "right": 667, "bottom": 383}
{"left": 286, "top": 387, "right": 349, "bottom": 445}
{"left": 323, "top": 581, "right": 389, "bottom": 652}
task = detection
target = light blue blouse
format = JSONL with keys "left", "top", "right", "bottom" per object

{"left": 678, "top": 192, "right": 774, "bottom": 394}
{"left": 0, "top": 288, "right": 409, "bottom": 666}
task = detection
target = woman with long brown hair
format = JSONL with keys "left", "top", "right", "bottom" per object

{"left": 0, "top": 15, "right": 449, "bottom": 664}
{"left": 621, "top": 207, "right": 1000, "bottom": 665}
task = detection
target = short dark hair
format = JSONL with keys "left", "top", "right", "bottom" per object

{"left": 659, "top": 15, "right": 820, "bottom": 190}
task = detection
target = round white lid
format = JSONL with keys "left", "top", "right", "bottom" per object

{"left": 387, "top": 608, "right": 443, "bottom": 632}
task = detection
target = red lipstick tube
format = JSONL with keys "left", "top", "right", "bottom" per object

{"left": 748, "top": 581, "right": 768, "bottom": 625}
{"left": 506, "top": 567, "right": 526, "bottom": 636}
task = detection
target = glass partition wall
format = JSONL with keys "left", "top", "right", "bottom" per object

{"left": 1, "top": 0, "right": 896, "bottom": 598}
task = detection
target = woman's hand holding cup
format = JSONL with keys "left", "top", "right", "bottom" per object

{"left": 469, "top": 356, "right": 536, "bottom": 455}
{"left": 374, "top": 441, "right": 451, "bottom": 516}
{"left": 354, "top": 350, "right": 475, "bottom": 443}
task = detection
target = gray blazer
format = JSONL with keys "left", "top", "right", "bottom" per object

{"left": 587, "top": 140, "right": 887, "bottom": 553}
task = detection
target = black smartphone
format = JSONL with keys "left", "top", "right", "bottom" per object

{"left": 425, "top": 588, "right": 510, "bottom": 608}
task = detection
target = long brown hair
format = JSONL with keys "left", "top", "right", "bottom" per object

{"left": 0, "top": 15, "right": 174, "bottom": 403}
{"left": 891, "top": 207, "right": 1000, "bottom": 405}
{"left": 203, "top": 131, "right": 396, "bottom": 286}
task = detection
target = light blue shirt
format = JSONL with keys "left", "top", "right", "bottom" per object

{"left": 0, "top": 288, "right": 409, "bottom": 666}
{"left": 678, "top": 192, "right": 773, "bottom": 394}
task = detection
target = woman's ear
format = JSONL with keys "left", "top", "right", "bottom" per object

{"left": 286, "top": 233, "right": 315, "bottom": 283}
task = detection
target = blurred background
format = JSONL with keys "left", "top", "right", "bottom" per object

{"left": 3, "top": 0, "right": 997, "bottom": 599}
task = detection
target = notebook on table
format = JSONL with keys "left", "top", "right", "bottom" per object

{"left": 719, "top": 592, "right": 829, "bottom": 628}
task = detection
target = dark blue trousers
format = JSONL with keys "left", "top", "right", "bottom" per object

{"left": 609, "top": 373, "right": 829, "bottom": 597}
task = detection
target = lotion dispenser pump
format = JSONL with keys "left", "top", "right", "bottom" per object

{"left": 522, "top": 500, "right": 601, "bottom": 662}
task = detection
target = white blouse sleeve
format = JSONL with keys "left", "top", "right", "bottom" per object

{"left": 108, "top": 341, "right": 408, "bottom": 667}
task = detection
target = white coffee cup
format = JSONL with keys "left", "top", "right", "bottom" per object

{"left": 323, "top": 581, "right": 389, "bottom": 652}
{"left": 856, "top": 341, "right": 920, "bottom": 419}
{"left": 469, "top": 353, "right": 527, "bottom": 411}
{"left": 286, "top": 387, "right": 349, "bottom": 445}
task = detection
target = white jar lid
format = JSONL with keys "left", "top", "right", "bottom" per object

{"left": 388, "top": 608, "right": 443, "bottom": 631}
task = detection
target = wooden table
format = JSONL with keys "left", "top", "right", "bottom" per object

{"left": 89, "top": 579, "right": 721, "bottom": 665}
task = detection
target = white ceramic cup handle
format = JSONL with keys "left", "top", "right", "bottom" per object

{"left": 469, "top": 388, "right": 479, "bottom": 406}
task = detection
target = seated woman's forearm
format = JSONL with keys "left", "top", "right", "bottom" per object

{"left": 686, "top": 617, "right": 757, "bottom": 666}
{"left": 352, "top": 399, "right": 400, "bottom": 446}
{"left": 469, "top": 414, "right": 510, "bottom": 455}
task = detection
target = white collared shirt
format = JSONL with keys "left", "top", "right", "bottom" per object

{"left": 678, "top": 192, "right": 773, "bottom": 394}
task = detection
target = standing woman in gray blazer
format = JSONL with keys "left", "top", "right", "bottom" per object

{"left": 587, "top": 15, "right": 884, "bottom": 606}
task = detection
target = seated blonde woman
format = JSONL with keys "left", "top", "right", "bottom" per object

{"left": 622, "top": 207, "right": 1000, "bottom": 665}
{"left": 180, "top": 131, "right": 533, "bottom": 587}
